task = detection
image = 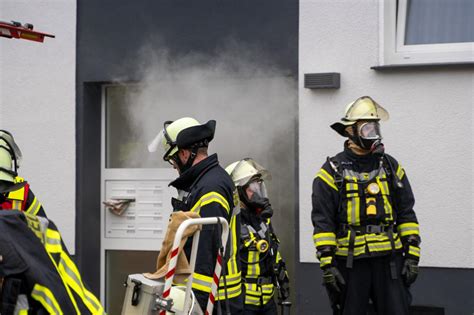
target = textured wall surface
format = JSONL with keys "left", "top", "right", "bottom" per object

{"left": 298, "top": 0, "right": 473, "bottom": 268}
{"left": 0, "top": 1, "right": 76, "bottom": 252}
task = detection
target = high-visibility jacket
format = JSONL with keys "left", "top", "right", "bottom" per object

{"left": 0, "top": 211, "right": 104, "bottom": 314}
{"left": 0, "top": 176, "right": 46, "bottom": 217}
{"left": 312, "top": 143, "right": 421, "bottom": 268}
{"left": 169, "top": 154, "right": 242, "bottom": 301}
{"left": 240, "top": 208, "right": 285, "bottom": 307}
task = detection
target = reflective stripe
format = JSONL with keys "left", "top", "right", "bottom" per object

{"left": 397, "top": 222, "right": 420, "bottom": 237}
{"left": 247, "top": 251, "right": 260, "bottom": 277}
{"left": 45, "top": 229, "right": 62, "bottom": 253}
{"left": 190, "top": 191, "right": 230, "bottom": 214}
{"left": 313, "top": 232, "right": 337, "bottom": 247}
{"left": 18, "top": 310, "right": 28, "bottom": 315}
{"left": 31, "top": 284, "right": 63, "bottom": 315}
{"left": 58, "top": 251, "right": 104, "bottom": 314}
{"left": 377, "top": 173, "right": 393, "bottom": 221}
{"left": 345, "top": 176, "right": 360, "bottom": 225}
{"left": 227, "top": 209, "right": 238, "bottom": 275}
{"left": 216, "top": 282, "right": 242, "bottom": 300}
{"left": 319, "top": 256, "right": 333, "bottom": 268}
{"left": 244, "top": 282, "right": 274, "bottom": 306}
{"left": 7, "top": 187, "right": 25, "bottom": 201}
{"left": 316, "top": 169, "right": 338, "bottom": 191}
{"left": 396, "top": 164, "right": 405, "bottom": 180}
{"left": 26, "top": 197, "right": 42, "bottom": 215}
{"left": 408, "top": 245, "right": 421, "bottom": 257}
{"left": 192, "top": 271, "right": 242, "bottom": 291}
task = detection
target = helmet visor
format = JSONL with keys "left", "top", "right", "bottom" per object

{"left": 229, "top": 158, "right": 271, "bottom": 187}
{"left": 147, "top": 121, "right": 178, "bottom": 163}
{"left": 358, "top": 121, "right": 382, "bottom": 140}
{"left": 245, "top": 179, "right": 268, "bottom": 199}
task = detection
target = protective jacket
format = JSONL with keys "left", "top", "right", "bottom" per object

{"left": 312, "top": 143, "right": 421, "bottom": 268}
{"left": 169, "top": 154, "right": 242, "bottom": 303}
{"left": 0, "top": 211, "right": 104, "bottom": 314}
{"left": 240, "top": 208, "right": 287, "bottom": 308}
{"left": 0, "top": 177, "right": 46, "bottom": 217}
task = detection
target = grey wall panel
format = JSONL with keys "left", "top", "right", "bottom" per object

{"left": 295, "top": 263, "right": 474, "bottom": 314}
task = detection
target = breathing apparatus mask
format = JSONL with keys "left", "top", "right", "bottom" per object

{"left": 225, "top": 158, "right": 274, "bottom": 219}
{"left": 241, "top": 178, "right": 273, "bottom": 219}
{"left": 350, "top": 121, "right": 385, "bottom": 155}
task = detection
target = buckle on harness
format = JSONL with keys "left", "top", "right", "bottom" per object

{"left": 366, "top": 225, "right": 384, "bottom": 234}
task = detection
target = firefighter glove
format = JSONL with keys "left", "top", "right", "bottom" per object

{"left": 401, "top": 258, "right": 419, "bottom": 286}
{"left": 322, "top": 266, "right": 345, "bottom": 293}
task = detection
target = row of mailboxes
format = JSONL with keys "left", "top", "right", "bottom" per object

{"left": 104, "top": 180, "right": 173, "bottom": 240}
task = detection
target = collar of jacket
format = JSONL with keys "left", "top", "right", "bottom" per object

{"left": 343, "top": 140, "right": 378, "bottom": 163}
{"left": 241, "top": 207, "right": 262, "bottom": 225}
{"left": 169, "top": 153, "right": 219, "bottom": 190}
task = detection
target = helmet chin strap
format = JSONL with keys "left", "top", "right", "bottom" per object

{"left": 172, "top": 146, "right": 199, "bottom": 173}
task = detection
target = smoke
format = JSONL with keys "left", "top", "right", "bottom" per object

{"left": 107, "top": 38, "right": 297, "bottom": 173}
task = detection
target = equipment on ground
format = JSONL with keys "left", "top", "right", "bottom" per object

{"left": 121, "top": 217, "right": 229, "bottom": 315}
{"left": 0, "top": 20, "right": 54, "bottom": 42}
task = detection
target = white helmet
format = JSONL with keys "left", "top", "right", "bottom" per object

{"left": 225, "top": 158, "right": 271, "bottom": 187}
{"left": 148, "top": 117, "right": 216, "bottom": 162}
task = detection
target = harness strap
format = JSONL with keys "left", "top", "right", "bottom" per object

{"left": 387, "top": 227, "right": 398, "bottom": 280}
{"left": 346, "top": 227, "right": 356, "bottom": 269}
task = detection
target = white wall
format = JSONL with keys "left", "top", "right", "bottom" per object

{"left": 0, "top": 0, "right": 76, "bottom": 252}
{"left": 299, "top": 0, "right": 473, "bottom": 268}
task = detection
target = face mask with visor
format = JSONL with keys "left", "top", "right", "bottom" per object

{"left": 352, "top": 121, "right": 385, "bottom": 154}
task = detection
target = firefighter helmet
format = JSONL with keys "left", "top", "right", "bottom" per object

{"left": 148, "top": 117, "right": 216, "bottom": 162}
{"left": 0, "top": 130, "right": 22, "bottom": 182}
{"left": 331, "top": 96, "right": 389, "bottom": 137}
{"left": 225, "top": 158, "right": 271, "bottom": 187}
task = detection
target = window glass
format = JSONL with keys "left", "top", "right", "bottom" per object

{"left": 105, "top": 85, "right": 169, "bottom": 168}
{"left": 405, "top": 0, "right": 473, "bottom": 45}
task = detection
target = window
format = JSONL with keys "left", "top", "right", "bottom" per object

{"left": 382, "top": 0, "right": 473, "bottom": 65}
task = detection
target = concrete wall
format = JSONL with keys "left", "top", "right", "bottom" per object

{"left": 299, "top": 0, "right": 473, "bottom": 269}
{"left": 0, "top": 0, "right": 76, "bottom": 252}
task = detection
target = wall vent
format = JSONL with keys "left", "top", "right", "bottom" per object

{"left": 304, "top": 72, "right": 340, "bottom": 89}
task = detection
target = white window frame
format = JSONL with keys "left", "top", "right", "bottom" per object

{"left": 380, "top": 0, "right": 474, "bottom": 66}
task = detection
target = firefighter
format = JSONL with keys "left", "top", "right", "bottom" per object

{"left": 148, "top": 117, "right": 243, "bottom": 314}
{"left": 0, "top": 130, "right": 46, "bottom": 217}
{"left": 311, "top": 96, "right": 421, "bottom": 315}
{"left": 226, "top": 159, "right": 290, "bottom": 315}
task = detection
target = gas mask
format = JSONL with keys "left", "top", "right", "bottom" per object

{"left": 240, "top": 179, "right": 273, "bottom": 219}
{"left": 351, "top": 121, "right": 385, "bottom": 155}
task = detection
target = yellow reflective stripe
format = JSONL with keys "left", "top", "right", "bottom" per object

{"left": 244, "top": 283, "right": 275, "bottom": 305}
{"left": 377, "top": 175, "right": 393, "bottom": 221}
{"left": 192, "top": 272, "right": 242, "bottom": 290}
{"left": 45, "top": 229, "right": 62, "bottom": 253}
{"left": 316, "top": 169, "right": 338, "bottom": 191}
{"left": 397, "top": 222, "right": 420, "bottom": 237}
{"left": 367, "top": 239, "right": 403, "bottom": 252}
{"left": 31, "top": 284, "right": 63, "bottom": 315}
{"left": 335, "top": 245, "right": 366, "bottom": 257}
{"left": 396, "top": 164, "right": 405, "bottom": 180}
{"left": 190, "top": 191, "right": 230, "bottom": 214}
{"left": 346, "top": 176, "right": 360, "bottom": 225}
{"left": 18, "top": 310, "right": 28, "bottom": 315}
{"left": 276, "top": 251, "right": 282, "bottom": 263}
{"left": 227, "top": 211, "right": 238, "bottom": 275}
{"left": 26, "top": 197, "right": 42, "bottom": 215}
{"left": 216, "top": 282, "right": 242, "bottom": 300}
{"left": 12, "top": 200, "right": 22, "bottom": 210}
{"left": 408, "top": 245, "right": 421, "bottom": 257}
{"left": 58, "top": 252, "right": 104, "bottom": 314}
{"left": 313, "top": 232, "right": 337, "bottom": 247}
{"left": 8, "top": 186, "right": 25, "bottom": 201}
{"left": 247, "top": 251, "right": 260, "bottom": 277}
{"left": 319, "top": 256, "right": 333, "bottom": 267}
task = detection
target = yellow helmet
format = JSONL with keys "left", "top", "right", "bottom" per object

{"left": 225, "top": 158, "right": 271, "bottom": 187}
{"left": 331, "top": 96, "right": 389, "bottom": 136}
{"left": 148, "top": 117, "right": 216, "bottom": 162}
{"left": 0, "top": 130, "right": 22, "bottom": 183}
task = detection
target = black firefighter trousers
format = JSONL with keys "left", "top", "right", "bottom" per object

{"left": 334, "top": 253, "right": 412, "bottom": 315}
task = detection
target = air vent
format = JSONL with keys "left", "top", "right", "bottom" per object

{"left": 304, "top": 73, "right": 340, "bottom": 89}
